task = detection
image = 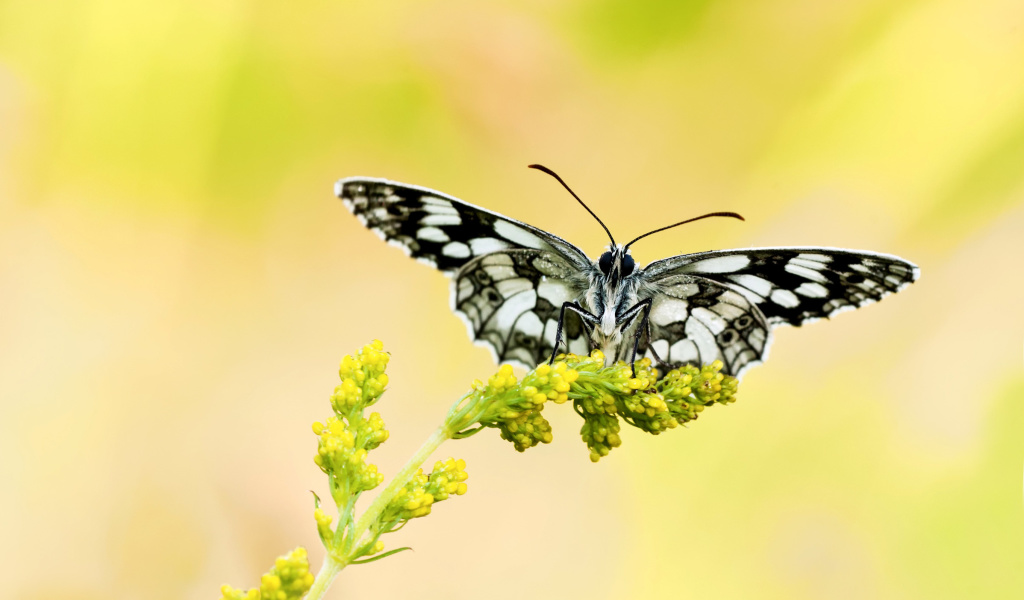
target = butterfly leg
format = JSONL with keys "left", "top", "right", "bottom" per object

{"left": 646, "top": 343, "right": 674, "bottom": 370}
{"left": 549, "top": 302, "right": 600, "bottom": 365}
{"left": 615, "top": 298, "right": 653, "bottom": 378}
{"left": 629, "top": 306, "right": 673, "bottom": 370}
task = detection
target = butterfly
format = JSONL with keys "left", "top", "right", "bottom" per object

{"left": 335, "top": 165, "right": 919, "bottom": 379}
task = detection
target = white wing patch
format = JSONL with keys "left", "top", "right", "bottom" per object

{"left": 650, "top": 296, "right": 689, "bottom": 327}
{"left": 795, "top": 282, "right": 829, "bottom": 298}
{"left": 726, "top": 273, "right": 773, "bottom": 297}
{"left": 494, "top": 219, "right": 546, "bottom": 248}
{"left": 470, "top": 237, "right": 508, "bottom": 256}
{"left": 685, "top": 254, "right": 751, "bottom": 273}
{"left": 417, "top": 227, "right": 450, "bottom": 243}
{"left": 770, "top": 289, "right": 800, "bottom": 308}
{"left": 421, "top": 214, "right": 462, "bottom": 227}
{"left": 442, "top": 242, "right": 471, "bottom": 259}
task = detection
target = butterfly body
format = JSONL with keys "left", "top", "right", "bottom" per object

{"left": 336, "top": 174, "right": 918, "bottom": 378}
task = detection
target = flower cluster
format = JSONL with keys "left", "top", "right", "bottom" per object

{"left": 311, "top": 340, "right": 469, "bottom": 568}
{"left": 311, "top": 341, "right": 391, "bottom": 513}
{"left": 448, "top": 362, "right": 579, "bottom": 451}
{"left": 312, "top": 413, "right": 387, "bottom": 503}
{"left": 219, "top": 547, "right": 314, "bottom": 600}
{"left": 452, "top": 350, "right": 738, "bottom": 461}
{"left": 381, "top": 458, "right": 469, "bottom": 523}
{"left": 570, "top": 353, "right": 737, "bottom": 460}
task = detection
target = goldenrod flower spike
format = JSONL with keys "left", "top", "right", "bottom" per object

{"left": 219, "top": 341, "right": 739, "bottom": 599}
{"left": 453, "top": 349, "right": 738, "bottom": 461}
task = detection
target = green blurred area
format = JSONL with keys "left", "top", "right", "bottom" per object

{"left": 1, "top": 1, "right": 1022, "bottom": 599}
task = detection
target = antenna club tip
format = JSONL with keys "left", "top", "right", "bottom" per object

{"left": 717, "top": 211, "right": 746, "bottom": 221}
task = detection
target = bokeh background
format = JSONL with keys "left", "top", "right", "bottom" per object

{"left": 2, "top": 1, "right": 1023, "bottom": 598}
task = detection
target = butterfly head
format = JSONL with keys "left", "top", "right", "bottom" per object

{"left": 598, "top": 246, "right": 636, "bottom": 281}
{"left": 527, "top": 163, "right": 743, "bottom": 284}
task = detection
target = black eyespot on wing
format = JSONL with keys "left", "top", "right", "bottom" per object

{"left": 481, "top": 288, "right": 502, "bottom": 305}
{"left": 717, "top": 329, "right": 739, "bottom": 345}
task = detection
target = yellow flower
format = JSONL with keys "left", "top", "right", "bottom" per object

{"left": 381, "top": 457, "right": 469, "bottom": 524}
{"left": 219, "top": 548, "right": 314, "bottom": 600}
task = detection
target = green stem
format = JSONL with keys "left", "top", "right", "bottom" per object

{"left": 304, "top": 553, "right": 345, "bottom": 600}
{"left": 349, "top": 423, "right": 452, "bottom": 548}
{"left": 302, "top": 403, "right": 465, "bottom": 598}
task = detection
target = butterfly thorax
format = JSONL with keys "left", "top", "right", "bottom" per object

{"left": 584, "top": 246, "right": 642, "bottom": 362}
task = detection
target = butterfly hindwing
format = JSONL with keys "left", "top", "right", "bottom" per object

{"left": 452, "top": 249, "right": 590, "bottom": 367}
{"left": 336, "top": 177, "right": 590, "bottom": 274}
{"left": 642, "top": 274, "right": 771, "bottom": 378}
{"left": 644, "top": 247, "right": 919, "bottom": 327}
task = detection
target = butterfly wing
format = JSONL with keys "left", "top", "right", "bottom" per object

{"left": 337, "top": 177, "right": 595, "bottom": 367}
{"left": 452, "top": 249, "right": 591, "bottom": 367}
{"left": 336, "top": 177, "right": 591, "bottom": 274}
{"left": 639, "top": 274, "right": 772, "bottom": 378}
{"left": 643, "top": 247, "right": 919, "bottom": 327}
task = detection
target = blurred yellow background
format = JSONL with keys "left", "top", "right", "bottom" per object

{"left": 2, "top": 1, "right": 1023, "bottom": 598}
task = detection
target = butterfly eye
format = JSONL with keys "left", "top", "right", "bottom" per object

{"left": 598, "top": 252, "right": 613, "bottom": 275}
{"left": 621, "top": 254, "right": 635, "bottom": 276}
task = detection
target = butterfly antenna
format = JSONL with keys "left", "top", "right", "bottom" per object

{"left": 528, "top": 164, "right": 616, "bottom": 246}
{"left": 624, "top": 212, "right": 745, "bottom": 250}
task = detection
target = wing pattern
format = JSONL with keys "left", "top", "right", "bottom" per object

{"left": 641, "top": 275, "right": 771, "bottom": 378}
{"left": 644, "top": 247, "right": 919, "bottom": 327}
{"left": 336, "top": 177, "right": 590, "bottom": 274}
{"left": 452, "top": 250, "right": 590, "bottom": 367}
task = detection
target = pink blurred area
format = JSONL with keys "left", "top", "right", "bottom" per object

{"left": 1, "top": 1, "right": 1023, "bottom": 599}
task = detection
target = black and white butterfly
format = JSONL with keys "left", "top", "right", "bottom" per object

{"left": 335, "top": 165, "right": 918, "bottom": 379}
